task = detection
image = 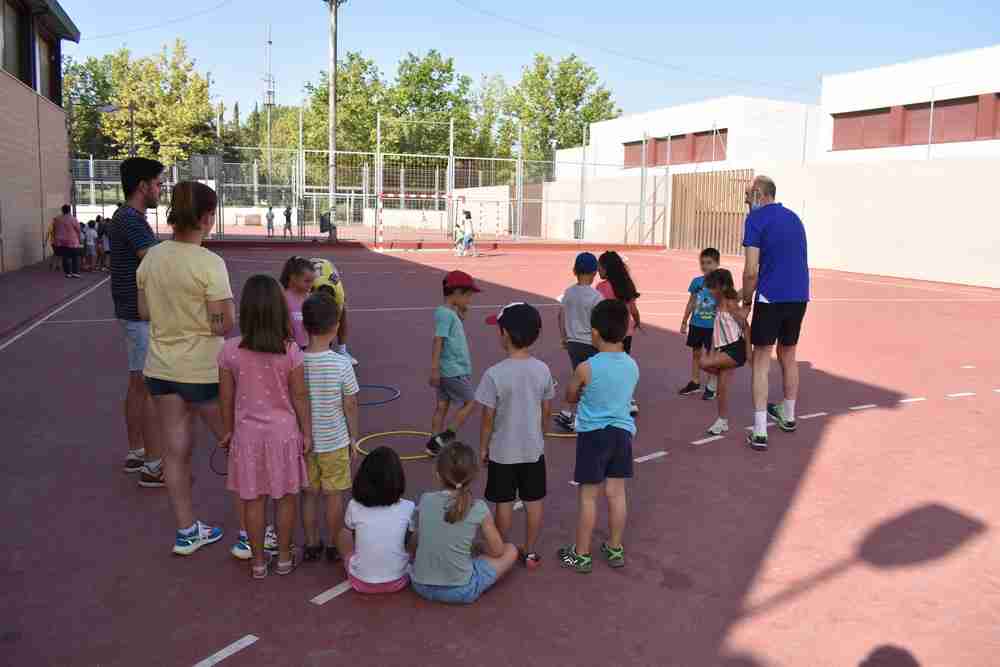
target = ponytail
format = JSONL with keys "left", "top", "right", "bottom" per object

{"left": 705, "top": 268, "right": 739, "bottom": 301}
{"left": 280, "top": 255, "right": 315, "bottom": 288}
{"left": 436, "top": 442, "right": 479, "bottom": 524}
{"left": 167, "top": 181, "right": 217, "bottom": 233}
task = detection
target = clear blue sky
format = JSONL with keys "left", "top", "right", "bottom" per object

{"left": 63, "top": 0, "right": 999, "bottom": 119}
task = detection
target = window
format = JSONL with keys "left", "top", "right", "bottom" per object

{"left": 832, "top": 109, "right": 892, "bottom": 149}
{"left": 654, "top": 134, "right": 688, "bottom": 166}
{"left": 693, "top": 129, "right": 727, "bottom": 162}
{"left": 995, "top": 94, "right": 1000, "bottom": 139}
{"left": 931, "top": 96, "right": 978, "bottom": 144}
{"left": 623, "top": 141, "right": 643, "bottom": 168}
{"left": 37, "top": 33, "right": 52, "bottom": 100}
{"left": 2, "top": 0, "right": 27, "bottom": 85}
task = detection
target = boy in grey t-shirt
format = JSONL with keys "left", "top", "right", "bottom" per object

{"left": 555, "top": 252, "right": 602, "bottom": 431}
{"left": 476, "top": 302, "right": 554, "bottom": 568}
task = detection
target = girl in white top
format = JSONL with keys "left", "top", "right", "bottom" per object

{"left": 334, "top": 446, "right": 415, "bottom": 594}
{"left": 699, "top": 269, "right": 750, "bottom": 436}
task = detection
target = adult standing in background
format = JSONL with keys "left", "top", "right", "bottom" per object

{"left": 741, "top": 175, "right": 810, "bottom": 452}
{"left": 108, "top": 157, "right": 165, "bottom": 486}
{"left": 284, "top": 205, "right": 293, "bottom": 237}
{"left": 52, "top": 205, "right": 82, "bottom": 278}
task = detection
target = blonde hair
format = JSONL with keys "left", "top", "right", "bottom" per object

{"left": 436, "top": 442, "right": 478, "bottom": 524}
{"left": 167, "top": 181, "right": 217, "bottom": 232}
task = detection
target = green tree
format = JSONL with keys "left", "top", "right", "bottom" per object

{"left": 505, "top": 53, "right": 619, "bottom": 161}
{"left": 64, "top": 55, "right": 115, "bottom": 157}
{"left": 387, "top": 50, "right": 474, "bottom": 155}
{"left": 469, "top": 75, "right": 514, "bottom": 158}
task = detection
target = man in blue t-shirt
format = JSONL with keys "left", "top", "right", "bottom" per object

{"left": 741, "top": 175, "right": 809, "bottom": 452}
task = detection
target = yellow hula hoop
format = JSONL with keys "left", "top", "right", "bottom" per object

{"left": 354, "top": 428, "right": 575, "bottom": 462}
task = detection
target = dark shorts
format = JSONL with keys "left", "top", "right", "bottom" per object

{"left": 55, "top": 246, "right": 81, "bottom": 258}
{"left": 623, "top": 336, "right": 633, "bottom": 355}
{"left": 566, "top": 342, "right": 598, "bottom": 370}
{"left": 686, "top": 325, "right": 713, "bottom": 351}
{"left": 574, "top": 427, "right": 633, "bottom": 485}
{"left": 485, "top": 456, "right": 546, "bottom": 503}
{"left": 719, "top": 338, "right": 747, "bottom": 367}
{"left": 751, "top": 302, "right": 808, "bottom": 347}
{"left": 145, "top": 376, "right": 219, "bottom": 404}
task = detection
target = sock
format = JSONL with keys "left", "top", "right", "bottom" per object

{"left": 754, "top": 411, "right": 768, "bottom": 436}
{"left": 239, "top": 529, "right": 248, "bottom": 541}
{"left": 128, "top": 448, "right": 145, "bottom": 459}
{"left": 336, "top": 343, "right": 347, "bottom": 355}
{"left": 707, "top": 376, "right": 718, "bottom": 391}
{"left": 179, "top": 522, "right": 198, "bottom": 537}
{"left": 784, "top": 399, "right": 796, "bottom": 421}
{"left": 145, "top": 458, "right": 162, "bottom": 473}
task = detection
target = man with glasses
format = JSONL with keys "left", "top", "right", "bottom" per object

{"left": 109, "top": 157, "right": 166, "bottom": 486}
{"left": 741, "top": 175, "right": 809, "bottom": 452}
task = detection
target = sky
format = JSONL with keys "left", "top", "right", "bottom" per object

{"left": 62, "top": 0, "right": 1000, "bottom": 121}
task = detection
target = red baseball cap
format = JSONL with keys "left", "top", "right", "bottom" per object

{"left": 443, "top": 270, "right": 481, "bottom": 293}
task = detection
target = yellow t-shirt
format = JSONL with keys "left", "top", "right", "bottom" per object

{"left": 137, "top": 240, "right": 233, "bottom": 383}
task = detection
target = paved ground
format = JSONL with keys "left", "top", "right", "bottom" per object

{"left": 1, "top": 246, "right": 998, "bottom": 666}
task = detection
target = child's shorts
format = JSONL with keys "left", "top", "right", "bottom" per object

{"left": 686, "top": 325, "right": 713, "bottom": 351}
{"left": 437, "top": 375, "right": 474, "bottom": 404}
{"left": 85, "top": 245, "right": 97, "bottom": 257}
{"left": 574, "top": 426, "right": 634, "bottom": 484}
{"left": 411, "top": 558, "right": 498, "bottom": 604}
{"left": 718, "top": 338, "right": 747, "bottom": 367}
{"left": 144, "top": 376, "right": 219, "bottom": 404}
{"left": 566, "top": 342, "right": 598, "bottom": 370}
{"left": 307, "top": 448, "right": 351, "bottom": 493}
{"left": 349, "top": 561, "right": 410, "bottom": 594}
{"left": 485, "top": 455, "right": 546, "bottom": 504}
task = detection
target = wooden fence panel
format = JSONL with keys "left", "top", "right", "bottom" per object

{"left": 670, "top": 169, "right": 753, "bottom": 256}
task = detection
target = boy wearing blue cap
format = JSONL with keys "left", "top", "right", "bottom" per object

{"left": 554, "top": 252, "right": 603, "bottom": 431}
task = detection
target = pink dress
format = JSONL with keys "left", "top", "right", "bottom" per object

{"left": 597, "top": 280, "right": 636, "bottom": 337}
{"left": 218, "top": 337, "right": 308, "bottom": 500}
{"left": 285, "top": 289, "right": 309, "bottom": 348}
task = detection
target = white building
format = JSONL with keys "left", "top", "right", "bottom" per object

{"left": 817, "top": 44, "right": 1000, "bottom": 162}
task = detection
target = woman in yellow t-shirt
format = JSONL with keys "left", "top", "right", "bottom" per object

{"left": 311, "top": 258, "right": 357, "bottom": 366}
{"left": 137, "top": 181, "right": 236, "bottom": 554}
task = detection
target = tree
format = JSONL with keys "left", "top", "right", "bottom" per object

{"left": 302, "top": 52, "right": 387, "bottom": 153}
{"left": 64, "top": 55, "right": 115, "bottom": 157}
{"left": 387, "top": 50, "right": 474, "bottom": 155}
{"left": 505, "top": 54, "right": 619, "bottom": 161}
{"left": 469, "top": 75, "right": 514, "bottom": 158}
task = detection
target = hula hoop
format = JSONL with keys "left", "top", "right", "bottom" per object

{"left": 354, "top": 430, "right": 433, "bottom": 462}
{"left": 210, "top": 446, "right": 228, "bottom": 476}
{"left": 358, "top": 384, "right": 401, "bottom": 407}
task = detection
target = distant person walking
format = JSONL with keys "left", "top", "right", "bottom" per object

{"left": 108, "top": 158, "right": 165, "bottom": 484}
{"left": 741, "top": 175, "right": 810, "bottom": 452}
{"left": 284, "top": 205, "right": 293, "bottom": 238}
{"left": 51, "top": 205, "right": 82, "bottom": 278}
{"left": 266, "top": 205, "right": 275, "bottom": 238}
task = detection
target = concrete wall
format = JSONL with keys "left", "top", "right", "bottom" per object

{"left": 0, "top": 70, "right": 69, "bottom": 272}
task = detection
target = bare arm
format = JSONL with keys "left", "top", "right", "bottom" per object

{"left": 343, "top": 392, "right": 360, "bottom": 459}
{"left": 218, "top": 368, "right": 236, "bottom": 448}
{"left": 557, "top": 308, "right": 568, "bottom": 347}
{"left": 429, "top": 337, "right": 444, "bottom": 387}
{"left": 541, "top": 398, "right": 551, "bottom": 437}
{"left": 206, "top": 298, "right": 236, "bottom": 337}
{"left": 137, "top": 289, "right": 150, "bottom": 322}
{"left": 629, "top": 300, "right": 642, "bottom": 330}
{"left": 742, "top": 247, "right": 760, "bottom": 307}
{"left": 680, "top": 293, "right": 696, "bottom": 333}
{"left": 565, "top": 362, "right": 591, "bottom": 405}
{"left": 288, "top": 365, "right": 313, "bottom": 453}
{"left": 479, "top": 512, "right": 506, "bottom": 558}
{"left": 479, "top": 405, "right": 495, "bottom": 464}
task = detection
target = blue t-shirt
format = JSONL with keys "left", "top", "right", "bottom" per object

{"left": 742, "top": 203, "right": 809, "bottom": 303}
{"left": 434, "top": 306, "right": 472, "bottom": 378}
{"left": 687, "top": 276, "right": 717, "bottom": 329}
{"left": 576, "top": 352, "right": 639, "bottom": 435}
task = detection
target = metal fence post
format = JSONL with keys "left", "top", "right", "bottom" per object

{"left": 88, "top": 154, "right": 96, "bottom": 206}
{"left": 516, "top": 124, "right": 524, "bottom": 240}
{"left": 578, "top": 124, "right": 588, "bottom": 236}
{"left": 376, "top": 113, "right": 383, "bottom": 248}
{"left": 448, "top": 118, "right": 455, "bottom": 237}
{"left": 252, "top": 159, "right": 259, "bottom": 206}
{"left": 638, "top": 131, "right": 648, "bottom": 245}
{"left": 400, "top": 166, "right": 406, "bottom": 210}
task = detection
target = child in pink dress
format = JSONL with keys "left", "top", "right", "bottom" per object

{"left": 219, "top": 274, "right": 313, "bottom": 579}
{"left": 280, "top": 256, "right": 317, "bottom": 349}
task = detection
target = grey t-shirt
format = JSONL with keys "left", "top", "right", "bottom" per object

{"left": 474, "top": 357, "right": 555, "bottom": 465}
{"left": 562, "top": 284, "right": 603, "bottom": 345}
{"left": 413, "top": 491, "right": 489, "bottom": 587}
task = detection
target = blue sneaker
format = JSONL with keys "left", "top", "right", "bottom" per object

{"left": 230, "top": 533, "right": 252, "bottom": 560}
{"left": 173, "top": 521, "right": 223, "bottom": 556}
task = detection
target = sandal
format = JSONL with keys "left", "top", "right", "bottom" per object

{"left": 303, "top": 542, "right": 324, "bottom": 562}
{"left": 519, "top": 548, "right": 542, "bottom": 570}
{"left": 251, "top": 562, "right": 268, "bottom": 580}
{"left": 275, "top": 552, "right": 299, "bottom": 576}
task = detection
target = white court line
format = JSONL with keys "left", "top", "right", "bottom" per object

{"left": 0, "top": 277, "right": 109, "bottom": 354}
{"left": 349, "top": 299, "right": 681, "bottom": 314}
{"left": 513, "top": 500, "right": 524, "bottom": 511}
{"left": 310, "top": 580, "right": 352, "bottom": 606}
{"left": 960, "top": 365, "right": 976, "bottom": 369}
{"left": 569, "top": 480, "right": 580, "bottom": 486}
{"left": 634, "top": 451, "right": 667, "bottom": 463}
{"left": 899, "top": 397, "right": 927, "bottom": 404}
{"left": 946, "top": 392, "right": 976, "bottom": 398}
{"left": 193, "top": 635, "right": 259, "bottom": 667}
{"left": 994, "top": 389, "right": 1000, "bottom": 394}
{"left": 799, "top": 412, "right": 828, "bottom": 420}
{"left": 811, "top": 272, "right": 995, "bottom": 297}
{"left": 44, "top": 318, "right": 117, "bottom": 324}
{"left": 849, "top": 404, "right": 878, "bottom": 411}
{"left": 691, "top": 436, "right": 724, "bottom": 446}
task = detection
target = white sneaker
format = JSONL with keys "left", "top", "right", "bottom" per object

{"left": 707, "top": 418, "right": 730, "bottom": 436}
{"left": 264, "top": 524, "right": 279, "bottom": 553}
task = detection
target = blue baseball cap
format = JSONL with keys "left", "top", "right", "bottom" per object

{"left": 573, "top": 252, "right": 598, "bottom": 274}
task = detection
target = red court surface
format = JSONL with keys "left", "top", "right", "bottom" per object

{"left": 2, "top": 246, "right": 998, "bottom": 666}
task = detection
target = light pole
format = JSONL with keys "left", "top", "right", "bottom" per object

{"left": 325, "top": 0, "right": 348, "bottom": 241}
{"left": 98, "top": 103, "right": 136, "bottom": 157}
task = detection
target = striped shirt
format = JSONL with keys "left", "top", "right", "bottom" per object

{"left": 713, "top": 310, "right": 743, "bottom": 349}
{"left": 303, "top": 350, "right": 360, "bottom": 453}
{"left": 108, "top": 206, "right": 158, "bottom": 321}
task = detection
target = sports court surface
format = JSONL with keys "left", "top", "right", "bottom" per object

{"left": 2, "top": 245, "right": 998, "bottom": 666}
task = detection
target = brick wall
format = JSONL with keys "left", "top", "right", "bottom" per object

{"left": 0, "top": 69, "right": 69, "bottom": 272}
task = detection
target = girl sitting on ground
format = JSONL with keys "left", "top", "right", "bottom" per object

{"left": 333, "top": 446, "right": 415, "bottom": 593}
{"left": 699, "top": 268, "right": 749, "bottom": 436}
{"left": 218, "top": 274, "right": 313, "bottom": 579}
{"left": 280, "top": 256, "right": 317, "bottom": 349}
{"left": 411, "top": 442, "right": 518, "bottom": 604}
